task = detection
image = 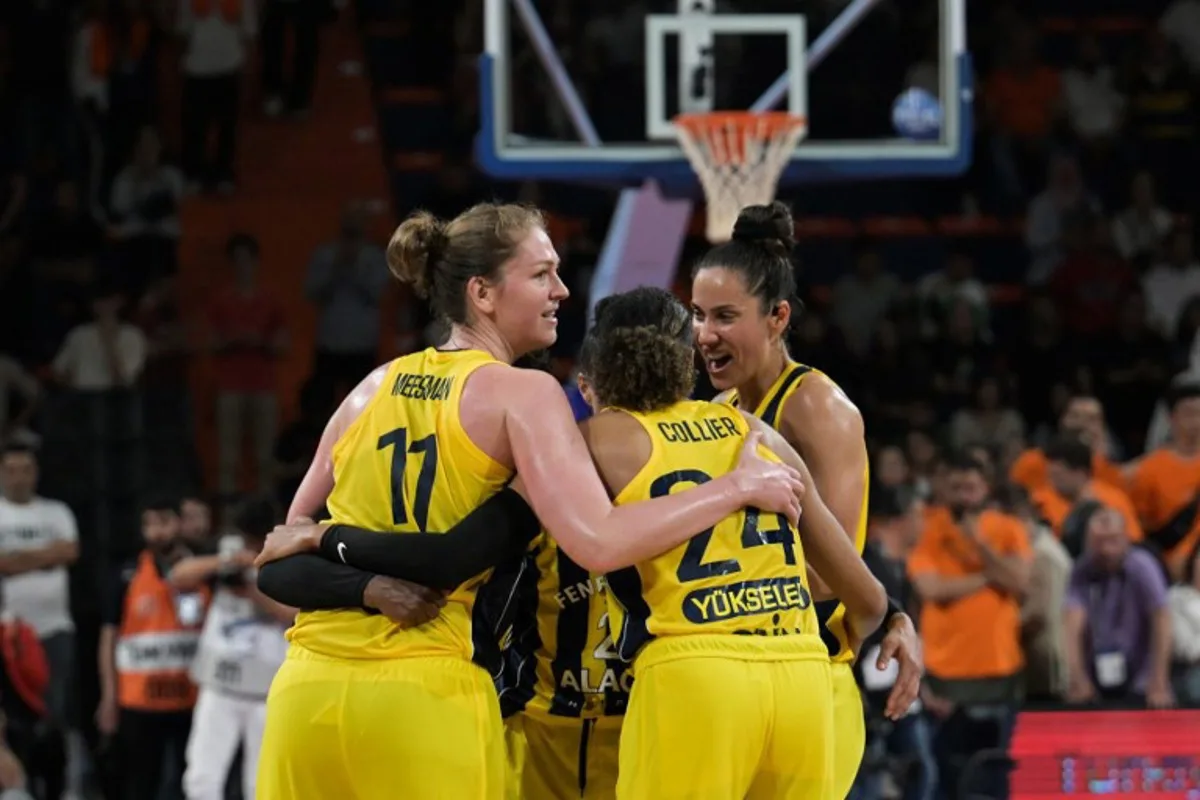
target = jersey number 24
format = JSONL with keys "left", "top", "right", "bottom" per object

{"left": 649, "top": 469, "right": 796, "bottom": 583}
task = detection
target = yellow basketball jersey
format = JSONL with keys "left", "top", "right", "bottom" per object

{"left": 287, "top": 348, "right": 513, "bottom": 663}
{"left": 727, "top": 362, "right": 869, "bottom": 664}
{"left": 500, "top": 534, "right": 631, "bottom": 719}
{"left": 604, "top": 401, "right": 818, "bottom": 661}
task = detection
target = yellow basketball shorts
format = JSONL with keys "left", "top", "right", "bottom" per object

{"left": 505, "top": 711, "right": 622, "bottom": 799}
{"left": 616, "top": 634, "right": 834, "bottom": 800}
{"left": 256, "top": 645, "right": 506, "bottom": 799}
{"left": 830, "top": 660, "right": 866, "bottom": 799}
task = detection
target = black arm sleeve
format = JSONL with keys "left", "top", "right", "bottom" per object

{"left": 318, "top": 487, "right": 541, "bottom": 590}
{"left": 257, "top": 555, "right": 375, "bottom": 610}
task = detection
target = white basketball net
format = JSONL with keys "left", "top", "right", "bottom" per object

{"left": 673, "top": 113, "right": 808, "bottom": 243}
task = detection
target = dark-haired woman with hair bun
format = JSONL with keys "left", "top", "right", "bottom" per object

{"left": 691, "top": 201, "right": 925, "bottom": 798}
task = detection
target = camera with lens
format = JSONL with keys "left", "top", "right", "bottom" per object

{"left": 216, "top": 562, "right": 249, "bottom": 588}
{"left": 216, "top": 534, "right": 251, "bottom": 588}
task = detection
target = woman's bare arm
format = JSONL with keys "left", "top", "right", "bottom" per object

{"left": 288, "top": 363, "right": 391, "bottom": 523}
{"left": 739, "top": 411, "right": 888, "bottom": 637}
{"left": 780, "top": 379, "right": 867, "bottom": 600}
{"left": 497, "top": 369, "right": 804, "bottom": 574}
{"left": 779, "top": 376, "right": 869, "bottom": 549}
{"left": 777, "top": 378, "right": 924, "bottom": 716}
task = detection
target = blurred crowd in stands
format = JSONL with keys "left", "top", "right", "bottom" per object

{"left": 0, "top": 0, "right": 1198, "bottom": 798}
{"left": 0, "top": 0, "right": 337, "bottom": 797}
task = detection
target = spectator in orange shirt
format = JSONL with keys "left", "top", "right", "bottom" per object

{"left": 908, "top": 453, "right": 1031, "bottom": 799}
{"left": 1129, "top": 379, "right": 1200, "bottom": 578}
{"left": 985, "top": 24, "right": 1064, "bottom": 199}
{"left": 986, "top": 25, "right": 1064, "bottom": 140}
{"left": 1033, "top": 434, "right": 1143, "bottom": 556}
{"left": 1010, "top": 395, "right": 1126, "bottom": 494}
{"left": 207, "top": 234, "right": 289, "bottom": 500}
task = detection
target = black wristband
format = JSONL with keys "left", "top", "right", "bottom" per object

{"left": 884, "top": 596, "right": 905, "bottom": 628}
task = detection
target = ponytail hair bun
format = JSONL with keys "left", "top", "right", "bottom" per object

{"left": 731, "top": 201, "right": 796, "bottom": 260}
{"left": 387, "top": 211, "right": 448, "bottom": 298}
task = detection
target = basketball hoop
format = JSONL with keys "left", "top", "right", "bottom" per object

{"left": 672, "top": 111, "right": 808, "bottom": 243}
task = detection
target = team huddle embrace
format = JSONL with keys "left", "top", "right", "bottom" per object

{"left": 249, "top": 201, "right": 924, "bottom": 798}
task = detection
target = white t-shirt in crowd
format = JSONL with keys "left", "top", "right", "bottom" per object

{"left": 53, "top": 322, "right": 147, "bottom": 390}
{"left": 177, "top": 0, "right": 258, "bottom": 77}
{"left": 1112, "top": 207, "right": 1174, "bottom": 260}
{"left": 0, "top": 497, "right": 78, "bottom": 637}
{"left": 1062, "top": 65, "right": 1124, "bottom": 139}
{"left": 190, "top": 536, "right": 288, "bottom": 698}
{"left": 1142, "top": 262, "right": 1200, "bottom": 337}
{"left": 1168, "top": 584, "right": 1200, "bottom": 663}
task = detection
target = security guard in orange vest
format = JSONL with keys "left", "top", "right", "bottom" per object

{"left": 96, "top": 494, "right": 210, "bottom": 800}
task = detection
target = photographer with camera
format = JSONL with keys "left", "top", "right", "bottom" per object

{"left": 168, "top": 496, "right": 294, "bottom": 800}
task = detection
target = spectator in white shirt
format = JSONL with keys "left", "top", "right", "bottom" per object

{"left": 110, "top": 127, "right": 185, "bottom": 288}
{"left": 178, "top": 0, "right": 258, "bottom": 192}
{"left": 1025, "top": 154, "right": 1102, "bottom": 284}
{"left": 1003, "top": 484, "right": 1070, "bottom": 701}
{"left": 1160, "top": 0, "right": 1200, "bottom": 76}
{"left": 0, "top": 358, "right": 40, "bottom": 447}
{"left": 0, "top": 444, "right": 79, "bottom": 797}
{"left": 1142, "top": 226, "right": 1200, "bottom": 337}
{"left": 1168, "top": 542, "right": 1200, "bottom": 704}
{"left": 916, "top": 250, "right": 991, "bottom": 339}
{"left": 1062, "top": 32, "right": 1124, "bottom": 144}
{"left": 1113, "top": 171, "right": 1175, "bottom": 261}
{"left": 950, "top": 377, "right": 1027, "bottom": 453}
{"left": 53, "top": 288, "right": 147, "bottom": 391}
{"left": 171, "top": 497, "right": 293, "bottom": 800}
